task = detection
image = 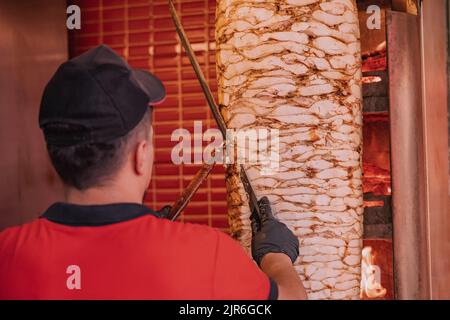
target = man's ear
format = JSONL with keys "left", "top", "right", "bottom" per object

{"left": 134, "top": 139, "right": 148, "bottom": 176}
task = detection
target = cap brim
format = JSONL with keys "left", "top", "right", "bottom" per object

{"left": 132, "top": 69, "right": 166, "bottom": 105}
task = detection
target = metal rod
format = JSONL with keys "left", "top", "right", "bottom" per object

{"left": 169, "top": 163, "right": 215, "bottom": 221}
{"left": 168, "top": 0, "right": 261, "bottom": 222}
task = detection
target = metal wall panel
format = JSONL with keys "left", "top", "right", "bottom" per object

{"left": 420, "top": 0, "right": 450, "bottom": 300}
{"left": 387, "top": 10, "right": 429, "bottom": 299}
{"left": 0, "top": 0, "right": 67, "bottom": 230}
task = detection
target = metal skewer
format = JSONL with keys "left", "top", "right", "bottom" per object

{"left": 168, "top": 0, "right": 261, "bottom": 222}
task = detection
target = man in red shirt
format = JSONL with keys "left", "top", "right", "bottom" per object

{"left": 0, "top": 45, "right": 306, "bottom": 300}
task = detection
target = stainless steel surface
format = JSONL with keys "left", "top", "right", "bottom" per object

{"left": 387, "top": 10, "right": 429, "bottom": 299}
{"left": 0, "top": 0, "right": 67, "bottom": 230}
{"left": 420, "top": 0, "right": 450, "bottom": 300}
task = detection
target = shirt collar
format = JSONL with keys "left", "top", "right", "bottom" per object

{"left": 41, "top": 202, "right": 158, "bottom": 226}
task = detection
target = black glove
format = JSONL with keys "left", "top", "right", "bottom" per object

{"left": 251, "top": 196, "right": 299, "bottom": 266}
{"left": 154, "top": 205, "right": 172, "bottom": 219}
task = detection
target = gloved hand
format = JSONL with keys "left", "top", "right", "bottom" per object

{"left": 251, "top": 196, "right": 299, "bottom": 266}
{"left": 154, "top": 205, "right": 172, "bottom": 219}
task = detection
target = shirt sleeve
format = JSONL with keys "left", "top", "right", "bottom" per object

{"left": 211, "top": 230, "right": 278, "bottom": 300}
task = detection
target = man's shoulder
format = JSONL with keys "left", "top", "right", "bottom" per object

{"left": 0, "top": 219, "right": 42, "bottom": 251}
{"left": 140, "top": 215, "right": 241, "bottom": 255}
{"left": 146, "top": 215, "right": 225, "bottom": 242}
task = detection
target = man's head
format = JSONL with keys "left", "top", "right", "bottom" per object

{"left": 46, "top": 109, "right": 153, "bottom": 192}
{"left": 39, "top": 45, "right": 165, "bottom": 201}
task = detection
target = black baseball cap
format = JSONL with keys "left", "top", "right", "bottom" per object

{"left": 39, "top": 44, "right": 165, "bottom": 146}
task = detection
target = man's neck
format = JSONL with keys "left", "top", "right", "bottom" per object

{"left": 65, "top": 185, "right": 144, "bottom": 206}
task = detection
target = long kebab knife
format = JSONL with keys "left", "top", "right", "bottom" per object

{"left": 168, "top": 0, "right": 262, "bottom": 223}
{"left": 168, "top": 163, "right": 214, "bottom": 221}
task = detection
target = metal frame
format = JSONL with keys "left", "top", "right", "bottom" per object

{"left": 419, "top": 0, "right": 450, "bottom": 300}
{"left": 387, "top": 9, "right": 429, "bottom": 300}
{"left": 388, "top": 0, "right": 450, "bottom": 299}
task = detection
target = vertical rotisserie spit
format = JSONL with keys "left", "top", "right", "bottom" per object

{"left": 216, "top": 0, "right": 363, "bottom": 299}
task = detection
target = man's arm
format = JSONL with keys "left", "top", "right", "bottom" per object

{"left": 260, "top": 253, "right": 307, "bottom": 300}
{"left": 251, "top": 196, "right": 307, "bottom": 300}
{"left": 160, "top": 196, "right": 307, "bottom": 299}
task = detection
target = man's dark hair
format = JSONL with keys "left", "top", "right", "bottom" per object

{"left": 46, "top": 109, "right": 152, "bottom": 190}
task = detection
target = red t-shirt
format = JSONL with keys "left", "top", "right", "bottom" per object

{"left": 0, "top": 203, "right": 276, "bottom": 300}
